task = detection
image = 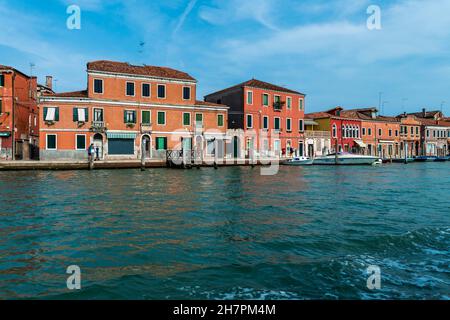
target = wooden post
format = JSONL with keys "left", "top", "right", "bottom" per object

{"left": 89, "top": 154, "right": 94, "bottom": 170}
{"left": 214, "top": 139, "right": 218, "bottom": 169}
{"left": 335, "top": 139, "right": 338, "bottom": 165}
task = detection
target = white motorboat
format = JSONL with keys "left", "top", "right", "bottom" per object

{"left": 283, "top": 156, "right": 314, "bottom": 166}
{"left": 313, "top": 152, "right": 382, "bottom": 166}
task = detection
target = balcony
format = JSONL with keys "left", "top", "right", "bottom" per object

{"left": 140, "top": 123, "right": 153, "bottom": 133}
{"left": 91, "top": 121, "right": 106, "bottom": 132}
{"left": 273, "top": 101, "right": 284, "bottom": 112}
{"left": 304, "top": 130, "right": 331, "bottom": 139}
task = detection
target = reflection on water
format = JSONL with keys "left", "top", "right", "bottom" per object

{"left": 0, "top": 163, "right": 449, "bottom": 299}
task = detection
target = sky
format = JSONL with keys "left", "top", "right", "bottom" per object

{"left": 1, "top": 0, "right": 450, "bottom": 115}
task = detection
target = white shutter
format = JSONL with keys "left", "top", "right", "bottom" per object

{"left": 45, "top": 107, "right": 56, "bottom": 121}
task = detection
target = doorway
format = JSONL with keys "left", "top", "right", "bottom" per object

{"left": 142, "top": 135, "right": 151, "bottom": 158}
{"left": 93, "top": 133, "right": 104, "bottom": 160}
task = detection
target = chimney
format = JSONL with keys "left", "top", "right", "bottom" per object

{"left": 422, "top": 108, "right": 426, "bottom": 118}
{"left": 45, "top": 76, "right": 53, "bottom": 90}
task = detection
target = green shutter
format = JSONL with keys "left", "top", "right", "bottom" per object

{"left": 132, "top": 111, "right": 137, "bottom": 123}
{"left": 85, "top": 108, "right": 89, "bottom": 122}
{"left": 158, "top": 112, "right": 165, "bottom": 125}
{"left": 142, "top": 111, "right": 150, "bottom": 124}
{"left": 218, "top": 114, "right": 224, "bottom": 127}
{"left": 55, "top": 108, "right": 59, "bottom": 121}
{"left": 196, "top": 113, "right": 203, "bottom": 122}
{"left": 73, "top": 108, "right": 78, "bottom": 122}
{"left": 124, "top": 110, "right": 127, "bottom": 123}
{"left": 43, "top": 107, "right": 48, "bottom": 120}
{"left": 183, "top": 113, "right": 190, "bottom": 126}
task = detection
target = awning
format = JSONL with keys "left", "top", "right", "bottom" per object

{"left": 354, "top": 140, "right": 366, "bottom": 148}
{"left": 0, "top": 132, "right": 11, "bottom": 137}
{"left": 304, "top": 119, "right": 319, "bottom": 126}
{"left": 106, "top": 132, "right": 137, "bottom": 139}
{"left": 379, "top": 140, "right": 395, "bottom": 144}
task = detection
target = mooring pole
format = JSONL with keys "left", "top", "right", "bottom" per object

{"left": 141, "top": 139, "right": 146, "bottom": 171}
{"left": 214, "top": 139, "right": 218, "bottom": 169}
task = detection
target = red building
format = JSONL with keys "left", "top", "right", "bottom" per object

{"left": 0, "top": 65, "right": 39, "bottom": 160}
{"left": 205, "top": 79, "right": 306, "bottom": 157}
{"left": 306, "top": 107, "right": 364, "bottom": 153}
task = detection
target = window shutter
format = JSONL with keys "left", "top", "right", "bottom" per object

{"left": 55, "top": 108, "right": 59, "bottom": 121}
{"left": 43, "top": 107, "right": 48, "bottom": 120}
{"left": 133, "top": 111, "right": 137, "bottom": 123}
{"left": 85, "top": 108, "right": 89, "bottom": 122}
{"left": 124, "top": 110, "right": 127, "bottom": 123}
{"left": 73, "top": 108, "right": 78, "bottom": 122}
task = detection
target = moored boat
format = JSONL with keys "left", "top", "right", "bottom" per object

{"left": 415, "top": 156, "right": 437, "bottom": 162}
{"left": 313, "top": 152, "right": 382, "bottom": 166}
{"left": 434, "top": 156, "right": 450, "bottom": 162}
{"left": 282, "top": 156, "right": 314, "bottom": 166}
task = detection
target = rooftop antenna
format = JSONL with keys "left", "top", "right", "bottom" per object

{"left": 378, "top": 92, "right": 383, "bottom": 111}
{"left": 29, "top": 63, "right": 35, "bottom": 77}
{"left": 382, "top": 101, "right": 389, "bottom": 115}
{"left": 440, "top": 101, "right": 446, "bottom": 113}
{"left": 401, "top": 98, "right": 408, "bottom": 113}
{"left": 139, "top": 41, "right": 145, "bottom": 65}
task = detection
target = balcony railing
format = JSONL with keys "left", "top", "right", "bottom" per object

{"left": 91, "top": 121, "right": 106, "bottom": 132}
{"left": 140, "top": 123, "right": 153, "bottom": 133}
{"left": 273, "top": 101, "right": 284, "bottom": 111}
{"left": 304, "top": 130, "right": 331, "bottom": 139}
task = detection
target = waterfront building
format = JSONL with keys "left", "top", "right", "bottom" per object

{"left": 396, "top": 114, "right": 422, "bottom": 157}
{"left": 305, "top": 107, "right": 364, "bottom": 154}
{"left": 38, "top": 61, "right": 228, "bottom": 161}
{"left": 418, "top": 119, "right": 449, "bottom": 156}
{"left": 204, "top": 79, "right": 306, "bottom": 158}
{"left": 303, "top": 118, "right": 331, "bottom": 157}
{"left": 0, "top": 65, "right": 39, "bottom": 160}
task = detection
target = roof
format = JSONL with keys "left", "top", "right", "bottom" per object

{"left": 419, "top": 118, "right": 450, "bottom": 127}
{"left": 205, "top": 78, "right": 305, "bottom": 97}
{"left": 305, "top": 112, "right": 332, "bottom": 119}
{"left": 87, "top": 60, "right": 196, "bottom": 81}
{"left": 195, "top": 100, "right": 228, "bottom": 108}
{"left": 0, "top": 65, "right": 34, "bottom": 79}
{"left": 407, "top": 110, "right": 442, "bottom": 118}
{"left": 43, "top": 90, "right": 88, "bottom": 98}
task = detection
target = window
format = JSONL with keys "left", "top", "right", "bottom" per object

{"left": 93, "top": 79, "right": 103, "bottom": 94}
{"left": 183, "top": 112, "right": 191, "bottom": 126}
{"left": 76, "top": 135, "right": 86, "bottom": 150}
{"left": 426, "top": 130, "right": 430, "bottom": 137}
{"left": 157, "top": 111, "right": 166, "bottom": 125}
{"left": 286, "top": 118, "right": 292, "bottom": 132}
{"left": 0, "top": 74, "right": 4, "bottom": 87}
{"left": 389, "top": 129, "right": 392, "bottom": 136}
{"left": 0, "top": 99, "right": 2, "bottom": 114}
{"left": 299, "top": 99, "right": 304, "bottom": 110}
{"left": 156, "top": 137, "right": 167, "bottom": 150}
{"left": 416, "top": 127, "right": 419, "bottom": 135}
{"left": 126, "top": 82, "right": 135, "bottom": 96}
{"left": 410, "top": 127, "right": 414, "bottom": 135}
{"left": 44, "top": 107, "right": 59, "bottom": 121}
{"left": 263, "top": 116, "right": 269, "bottom": 129}
{"left": 395, "top": 130, "right": 399, "bottom": 136}
{"left": 141, "top": 110, "right": 151, "bottom": 125}
{"left": 362, "top": 128, "right": 366, "bottom": 135}
{"left": 73, "top": 108, "right": 88, "bottom": 122}
{"left": 196, "top": 113, "right": 203, "bottom": 126}
{"left": 342, "top": 125, "right": 346, "bottom": 138}
{"left": 157, "top": 84, "right": 166, "bottom": 99}
{"left": 378, "top": 129, "right": 382, "bottom": 136}
{"left": 287, "top": 97, "right": 292, "bottom": 109}
{"left": 183, "top": 87, "right": 191, "bottom": 100}
{"left": 299, "top": 119, "right": 304, "bottom": 132}
{"left": 217, "top": 114, "right": 224, "bottom": 127}
{"left": 93, "top": 108, "right": 103, "bottom": 122}
{"left": 124, "top": 110, "right": 136, "bottom": 123}
{"left": 262, "top": 94, "right": 269, "bottom": 106}
{"left": 274, "top": 95, "right": 281, "bottom": 104}
{"left": 142, "top": 83, "right": 150, "bottom": 97}
{"left": 247, "top": 91, "right": 253, "bottom": 105}
{"left": 46, "top": 134, "right": 57, "bottom": 150}
{"left": 368, "top": 128, "right": 372, "bottom": 136}
{"left": 332, "top": 124, "right": 337, "bottom": 138}
{"left": 274, "top": 117, "right": 281, "bottom": 130}
{"left": 246, "top": 114, "right": 253, "bottom": 128}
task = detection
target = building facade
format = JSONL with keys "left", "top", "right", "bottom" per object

{"left": 306, "top": 107, "right": 364, "bottom": 154}
{"left": 0, "top": 65, "right": 39, "bottom": 160}
{"left": 303, "top": 119, "right": 331, "bottom": 157}
{"left": 38, "top": 61, "right": 228, "bottom": 160}
{"left": 419, "top": 119, "right": 449, "bottom": 156}
{"left": 397, "top": 114, "right": 421, "bottom": 158}
{"left": 205, "top": 79, "right": 305, "bottom": 158}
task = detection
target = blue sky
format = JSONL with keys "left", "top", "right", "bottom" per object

{"left": 1, "top": 0, "right": 450, "bottom": 115}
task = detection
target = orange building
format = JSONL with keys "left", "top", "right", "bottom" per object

{"left": 205, "top": 79, "right": 305, "bottom": 157}
{"left": 397, "top": 114, "right": 421, "bottom": 157}
{"left": 38, "top": 61, "right": 228, "bottom": 160}
{"left": 0, "top": 65, "right": 39, "bottom": 160}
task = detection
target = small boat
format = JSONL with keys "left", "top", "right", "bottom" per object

{"left": 415, "top": 156, "right": 437, "bottom": 162}
{"left": 391, "top": 158, "right": 415, "bottom": 164}
{"left": 313, "top": 152, "right": 382, "bottom": 166}
{"left": 283, "top": 156, "right": 314, "bottom": 166}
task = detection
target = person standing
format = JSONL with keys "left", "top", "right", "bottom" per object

{"left": 88, "top": 143, "right": 94, "bottom": 162}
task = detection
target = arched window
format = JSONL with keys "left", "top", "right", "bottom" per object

{"left": 333, "top": 124, "right": 337, "bottom": 138}
{"left": 356, "top": 126, "right": 360, "bottom": 138}
{"left": 342, "top": 125, "right": 346, "bottom": 138}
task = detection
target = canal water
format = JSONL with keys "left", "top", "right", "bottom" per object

{"left": 0, "top": 163, "right": 449, "bottom": 300}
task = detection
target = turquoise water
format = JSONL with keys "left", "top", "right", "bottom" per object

{"left": 0, "top": 163, "right": 449, "bottom": 300}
